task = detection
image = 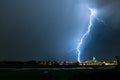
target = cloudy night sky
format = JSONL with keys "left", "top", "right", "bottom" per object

{"left": 0, "top": 0, "right": 120, "bottom": 61}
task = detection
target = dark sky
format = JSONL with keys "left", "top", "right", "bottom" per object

{"left": 0, "top": 0, "right": 120, "bottom": 61}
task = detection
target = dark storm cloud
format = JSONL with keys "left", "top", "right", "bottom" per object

{"left": 0, "top": 0, "right": 120, "bottom": 61}
{"left": 0, "top": 0, "right": 84, "bottom": 61}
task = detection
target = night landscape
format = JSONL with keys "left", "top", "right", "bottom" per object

{"left": 0, "top": 0, "right": 120, "bottom": 80}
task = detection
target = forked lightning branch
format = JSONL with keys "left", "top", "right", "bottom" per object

{"left": 77, "top": 8, "right": 105, "bottom": 63}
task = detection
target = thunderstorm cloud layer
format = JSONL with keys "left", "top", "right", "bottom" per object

{"left": 0, "top": 0, "right": 120, "bottom": 61}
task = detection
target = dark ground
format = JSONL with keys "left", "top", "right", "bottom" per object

{"left": 0, "top": 68, "right": 119, "bottom": 80}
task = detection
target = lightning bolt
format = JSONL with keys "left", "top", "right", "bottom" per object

{"left": 77, "top": 8, "right": 97, "bottom": 63}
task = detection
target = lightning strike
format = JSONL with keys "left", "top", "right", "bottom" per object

{"left": 77, "top": 8, "right": 96, "bottom": 63}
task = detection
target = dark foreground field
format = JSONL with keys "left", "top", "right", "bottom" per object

{"left": 0, "top": 68, "right": 120, "bottom": 80}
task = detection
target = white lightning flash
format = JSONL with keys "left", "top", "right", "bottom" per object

{"left": 77, "top": 8, "right": 96, "bottom": 63}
